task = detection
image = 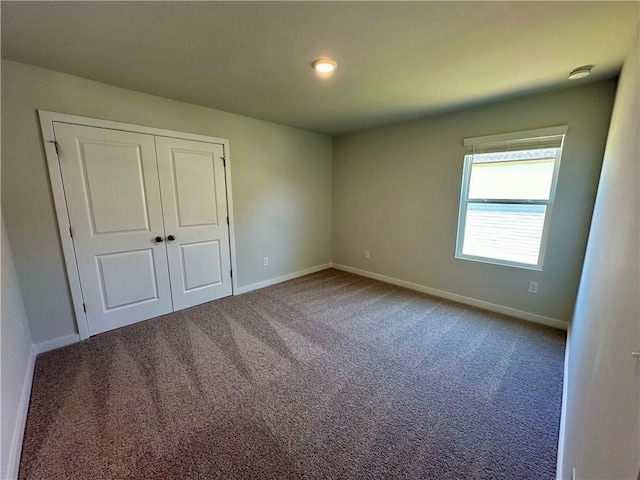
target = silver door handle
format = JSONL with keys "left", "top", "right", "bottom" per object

{"left": 632, "top": 352, "right": 640, "bottom": 358}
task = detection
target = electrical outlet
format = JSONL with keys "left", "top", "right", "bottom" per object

{"left": 528, "top": 281, "right": 538, "bottom": 294}
{"left": 364, "top": 250, "right": 370, "bottom": 259}
{"left": 263, "top": 256, "right": 269, "bottom": 266}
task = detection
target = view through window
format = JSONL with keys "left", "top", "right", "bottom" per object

{"left": 456, "top": 127, "right": 566, "bottom": 269}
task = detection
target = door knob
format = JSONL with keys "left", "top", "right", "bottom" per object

{"left": 167, "top": 235, "right": 176, "bottom": 241}
{"left": 155, "top": 236, "right": 164, "bottom": 243}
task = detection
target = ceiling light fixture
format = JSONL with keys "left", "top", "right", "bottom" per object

{"left": 312, "top": 59, "right": 337, "bottom": 74}
{"left": 568, "top": 65, "right": 593, "bottom": 80}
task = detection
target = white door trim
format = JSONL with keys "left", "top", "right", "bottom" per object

{"left": 38, "top": 110, "right": 239, "bottom": 340}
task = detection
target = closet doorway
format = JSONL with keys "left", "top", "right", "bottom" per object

{"left": 40, "top": 112, "right": 237, "bottom": 338}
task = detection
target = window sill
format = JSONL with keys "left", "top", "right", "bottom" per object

{"left": 454, "top": 253, "right": 543, "bottom": 271}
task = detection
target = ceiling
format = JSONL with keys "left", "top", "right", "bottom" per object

{"left": 2, "top": 1, "right": 638, "bottom": 135}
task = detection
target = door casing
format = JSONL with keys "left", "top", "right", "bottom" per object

{"left": 39, "top": 110, "right": 239, "bottom": 340}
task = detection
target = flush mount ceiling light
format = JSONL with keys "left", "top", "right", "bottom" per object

{"left": 312, "top": 58, "right": 337, "bottom": 74}
{"left": 568, "top": 65, "right": 593, "bottom": 80}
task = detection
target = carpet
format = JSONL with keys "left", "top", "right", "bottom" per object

{"left": 19, "top": 268, "right": 566, "bottom": 479}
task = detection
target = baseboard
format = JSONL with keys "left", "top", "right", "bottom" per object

{"left": 34, "top": 334, "right": 80, "bottom": 354}
{"left": 6, "top": 345, "right": 36, "bottom": 480}
{"left": 6, "top": 334, "right": 82, "bottom": 477}
{"left": 556, "top": 322, "right": 572, "bottom": 480}
{"left": 331, "top": 263, "right": 568, "bottom": 331}
{"left": 235, "top": 263, "right": 332, "bottom": 295}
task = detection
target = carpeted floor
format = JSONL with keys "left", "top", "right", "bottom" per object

{"left": 19, "top": 269, "right": 566, "bottom": 479}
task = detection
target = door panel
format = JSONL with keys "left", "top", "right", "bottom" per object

{"left": 81, "top": 142, "right": 151, "bottom": 234}
{"left": 97, "top": 249, "right": 160, "bottom": 310}
{"left": 156, "top": 136, "right": 232, "bottom": 311}
{"left": 181, "top": 240, "right": 223, "bottom": 291}
{"left": 54, "top": 123, "right": 173, "bottom": 335}
{"left": 172, "top": 151, "right": 219, "bottom": 227}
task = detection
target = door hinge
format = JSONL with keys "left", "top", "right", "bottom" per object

{"left": 83, "top": 303, "right": 86, "bottom": 313}
{"left": 230, "top": 269, "right": 233, "bottom": 278}
{"left": 226, "top": 216, "right": 229, "bottom": 225}
{"left": 48, "top": 140, "right": 59, "bottom": 155}
{"left": 69, "top": 227, "right": 73, "bottom": 238}
{"left": 221, "top": 157, "right": 226, "bottom": 168}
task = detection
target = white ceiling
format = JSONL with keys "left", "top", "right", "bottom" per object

{"left": 2, "top": 1, "right": 638, "bottom": 135}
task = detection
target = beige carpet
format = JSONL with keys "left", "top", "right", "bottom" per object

{"left": 19, "top": 268, "right": 566, "bottom": 479}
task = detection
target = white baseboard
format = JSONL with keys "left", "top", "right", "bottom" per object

{"left": 34, "top": 334, "right": 80, "bottom": 354}
{"left": 331, "top": 263, "right": 568, "bottom": 330}
{"left": 235, "top": 263, "right": 332, "bottom": 295}
{"left": 556, "top": 322, "right": 572, "bottom": 479}
{"left": 6, "top": 345, "right": 36, "bottom": 480}
{"left": 6, "top": 334, "right": 81, "bottom": 478}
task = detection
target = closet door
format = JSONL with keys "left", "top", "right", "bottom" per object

{"left": 155, "top": 137, "right": 233, "bottom": 311}
{"left": 54, "top": 123, "right": 173, "bottom": 336}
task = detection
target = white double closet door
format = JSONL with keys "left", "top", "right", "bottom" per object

{"left": 55, "top": 123, "right": 232, "bottom": 336}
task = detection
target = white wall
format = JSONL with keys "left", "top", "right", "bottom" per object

{"left": 332, "top": 81, "right": 616, "bottom": 324}
{"left": 559, "top": 35, "right": 639, "bottom": 479}
{"left": 1, "top": 213, "right": 35, "bottom": 480}
{"left": 1, "top": 59, "right": 332, "bottom": 344}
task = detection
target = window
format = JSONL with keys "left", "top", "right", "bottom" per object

{"left": 455, "top": 126, "right": 567, "bottom": 270}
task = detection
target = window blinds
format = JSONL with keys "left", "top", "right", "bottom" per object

{"left": 463, "top": 126, "right": 567, "bottom": 156}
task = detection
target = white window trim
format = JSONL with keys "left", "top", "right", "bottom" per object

{"left": 455, "top": 126, "right": 567, "bottom": 271}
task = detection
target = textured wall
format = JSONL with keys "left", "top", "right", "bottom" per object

{"left": 1, "top": 60, "right": 332, "bottom": 344}
{"left": 560, "top": 34, "right": 639, "bottom": 479}
{"left": 332, "top": 80, "right": 616, "bottom": 322}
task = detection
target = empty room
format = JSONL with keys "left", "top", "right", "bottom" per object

{"left": 1, "top": 2, "right": 638, "bottom": 479}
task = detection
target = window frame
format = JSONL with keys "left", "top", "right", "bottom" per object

{"left": 455, "top": 126, "right": 567, "bottom": 271}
